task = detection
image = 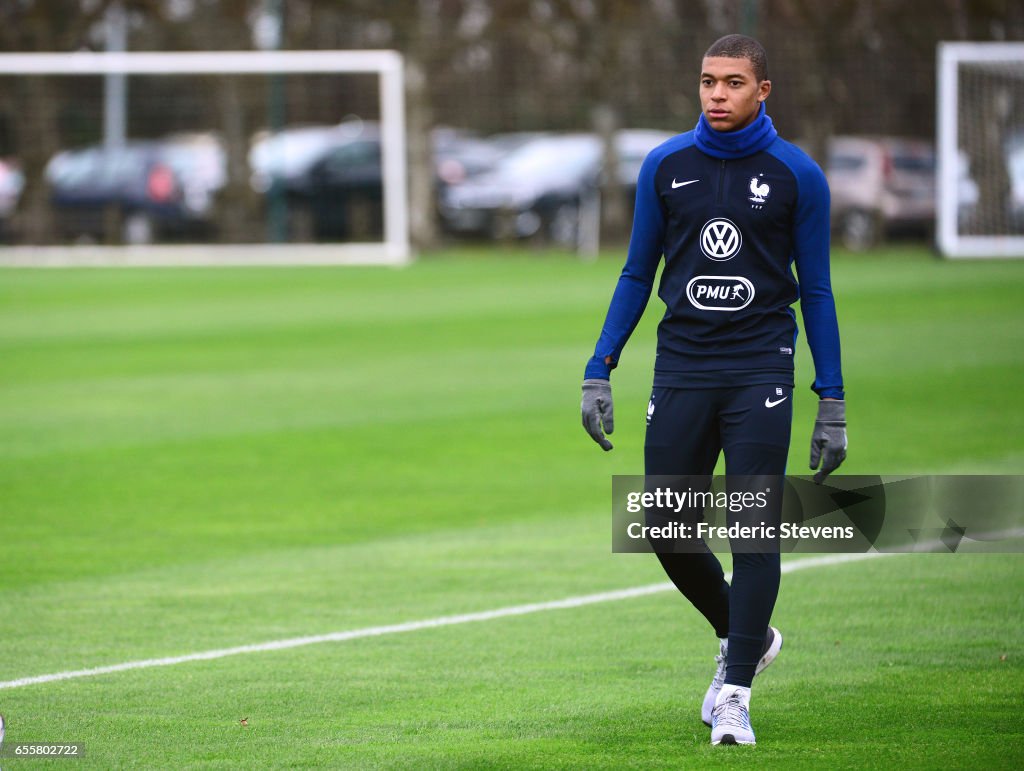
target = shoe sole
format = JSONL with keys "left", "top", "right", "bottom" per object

{"left": 755, "top": 626, "right": 783, "bottom": 675}
{"left": 713, "top": 734, "right": 755, "bottom": 746}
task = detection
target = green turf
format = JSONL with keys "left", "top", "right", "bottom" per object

{"left": 0, "top": 245, "right": 1022, "bottom": 768}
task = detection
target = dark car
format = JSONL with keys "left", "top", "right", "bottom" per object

{"left": 296, "top": 128, "right": 385, "bottom": 240}
{"left": 252, "top": 121, "right": 511, "bottom": 241}
{"left": 45, "top": 133, "right": 226, "bottom": 244}
{"left": 438, "top": 130, "right": 674, "bottom": 245}
{"left": 249, "top": 121, "right": 384, "bottom": 240}
{"left": 248, "top": 122, "right": 365, "bottom": 195}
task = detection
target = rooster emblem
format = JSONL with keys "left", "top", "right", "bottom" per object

{"left": 749, "top": 176, "right": 770, "bottom": 204}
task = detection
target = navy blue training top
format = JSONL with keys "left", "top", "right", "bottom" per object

{"left": 584, "top": 105, "right": 844, "bottom": 399}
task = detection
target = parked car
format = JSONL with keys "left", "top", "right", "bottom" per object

{"left": 252, "top": 121, "right": 512, "bottom": 240}
{"left": 432, "top": 126, "right": 510, "bottom": 188}
{"left": 824, "top": 136, "right": 935, "bottom": 250}
{"left": 438, "top": 130, "right": 674, "bottom": 244}
{"left": 45, "top": 133, "right": 226, "bottom": 244}
{"left": 248, "top": 120, "right": 368, "bottom": 195}
{"left": 294, "top": 126, "right": 385, "bottom": 240}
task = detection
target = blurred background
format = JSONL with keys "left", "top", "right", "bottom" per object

{"left": 0, "top": 0, "right": 1022, "bottom": 253}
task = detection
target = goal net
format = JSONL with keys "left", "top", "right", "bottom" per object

{"left": 937, "top": 42, "right": 1024, "bottom": 259}
{"left": 0, "top": 50, "right": 408, "bottom": 266}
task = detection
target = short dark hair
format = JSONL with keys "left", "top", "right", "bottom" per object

{"left": 704, "top": 34, "right": 768, "bottom": 82}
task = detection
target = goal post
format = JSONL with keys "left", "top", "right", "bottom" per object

{"left": 937, "top": 42, "right": 1024, "bottom": 259}
{"left": 0, "top": 50, "right": 409, "bottom": 266}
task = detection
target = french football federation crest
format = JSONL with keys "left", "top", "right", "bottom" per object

{"left": 749, "top": 175, "right": 770, "bottom": 205}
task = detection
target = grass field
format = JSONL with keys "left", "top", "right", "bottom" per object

{"left": 0, "top": 245, "right": 1022, "bottom": 768}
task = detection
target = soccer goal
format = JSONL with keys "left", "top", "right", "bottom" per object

{"left": 937, "top": 42, "right": 1024, "bottom": 259}
{"left": 0, "top": 50, "right": 408, "bottom": 266}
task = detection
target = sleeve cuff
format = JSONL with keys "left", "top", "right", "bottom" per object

{"left": 584, "top": 355, "right": 613, "bottom": 380}
{"left": 815, "top": 386, "right": 845, "bottom": 400}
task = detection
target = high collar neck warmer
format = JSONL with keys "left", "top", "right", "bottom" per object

{"left": 694, "top": 103, "right": 778, "bottom": 160}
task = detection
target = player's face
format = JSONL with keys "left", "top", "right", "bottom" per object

{"left": 700, "top": 56, "right": 771, "bottom": 132}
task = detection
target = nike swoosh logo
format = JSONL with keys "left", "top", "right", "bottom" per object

{"left": 671, "top": 178, "right": 699, "bottom": 189}
{"left": 764, "top": 396, "right": 788, "bottom": 408}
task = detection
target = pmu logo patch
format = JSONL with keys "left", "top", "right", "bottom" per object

{"left": 686, "top": 275, "right": 755, "bottom": 311}
{"left": 699, "top": 218, "right": 742, "bottom": 261}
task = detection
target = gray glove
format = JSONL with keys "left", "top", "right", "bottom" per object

{"left": 810, "top": 399, "right": 847, "bottom": 484}
{"left": 581, "top": 379, "right": 614, "bottom": 451}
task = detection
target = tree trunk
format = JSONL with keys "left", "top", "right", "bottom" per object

{"left": 11, "top": 76, "right": 60, "bottom": 244}
{"left": 593, "top": 101, "right": 628, "bottom": 243}
{"left": 216, "top": 75, "right": 259, "bottom": 243}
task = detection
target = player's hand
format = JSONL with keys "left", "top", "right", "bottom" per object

{"left": 581, "top": 379, "right": 614, "bottom": 451}
{"left": 810, "top": 399, "right": 847, "bottom": 484}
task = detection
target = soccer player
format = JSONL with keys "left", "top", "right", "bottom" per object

{"left": 580, "top": 34, "right": 846, "bottom": 746}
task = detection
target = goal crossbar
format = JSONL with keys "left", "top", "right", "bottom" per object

{"left": 0, "top": 50, "right": 402, "bottom": 75}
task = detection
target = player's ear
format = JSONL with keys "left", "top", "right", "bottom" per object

{"left": 758, "top": 79, "right": 772, "bottom": 102}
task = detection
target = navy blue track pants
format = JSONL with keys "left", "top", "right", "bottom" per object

{"left": 644, "top": 383, "right": 792, "bottom": 688}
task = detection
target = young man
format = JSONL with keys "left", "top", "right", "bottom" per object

{"left": 581, "top": 34, "right": 847, "bottom": 746}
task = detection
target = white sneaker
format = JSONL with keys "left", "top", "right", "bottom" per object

{"left": 700, "top": 639, "right": 728, "bottom": 726}
{"left": 711, "top": 685, "right": 755, "bottom": 745}
{"left": 701, "top": 626, "right": 782, "bottom": 726}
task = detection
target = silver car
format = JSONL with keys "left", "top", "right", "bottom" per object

{"left": 825, "top": 136, "right": 935, "bottom": 250}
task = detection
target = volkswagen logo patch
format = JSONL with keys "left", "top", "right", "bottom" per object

{"left": 700, "top": 218, "right": 742, "bottom": 261}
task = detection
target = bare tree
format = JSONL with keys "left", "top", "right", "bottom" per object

{"left": 296, "top": 0, "right": 506, "bottom": 249}
{"left": 159, "top": 0, "right": 264, "bottom": 243}
{"left": 519, "top": 0, "right": 654, "bottom": 241}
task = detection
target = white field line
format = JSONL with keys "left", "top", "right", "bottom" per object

{"left": 0, "top": 551, "right": 896, "bottom": 691}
